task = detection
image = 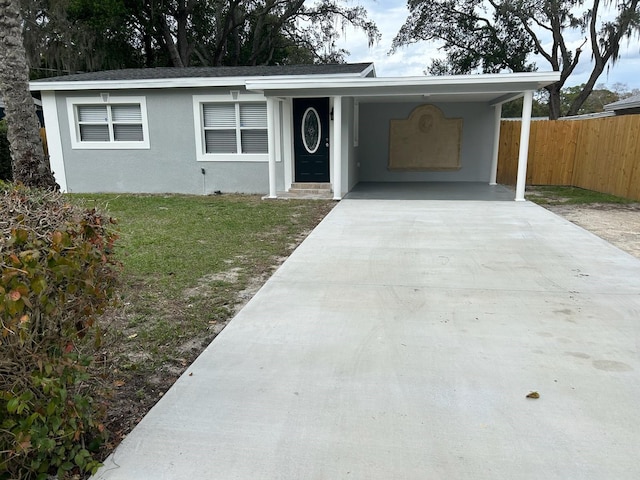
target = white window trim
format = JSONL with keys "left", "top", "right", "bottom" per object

{"left": 353, "top": 99, "right": 360, "bottom": 147}
{"left": 66, "top": 96, "right": 150, "bottom": 149}
{"left": 193, "top": 93, "right": 269, "bottom": 162}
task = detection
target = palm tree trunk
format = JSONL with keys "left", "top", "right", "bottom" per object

{"left": 0, "top": 0, "right": 58, "bottom": 189}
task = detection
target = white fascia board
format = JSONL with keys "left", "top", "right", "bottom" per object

{"left": 31, "top": 77, "right": 249, "bottom": 92}
{"left": 246, "top": 71, "right": 560, "bottom": 90}
{"left": 29, "top": 71, "right": 369, "bottom": 92}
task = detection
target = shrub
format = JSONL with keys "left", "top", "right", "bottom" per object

{"left": 0, "top": 184, "right": 119, "bottom": 479}
{"left": 0, "top": 120, "right": 12, "bottom": 181}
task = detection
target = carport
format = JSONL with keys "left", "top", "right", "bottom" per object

{"left": 246, "top": 72, "right": 559, "bottom": 201}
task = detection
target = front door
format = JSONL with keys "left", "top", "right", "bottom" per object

{"left": 293, "top": 98, "right": 330, "bottom": 183}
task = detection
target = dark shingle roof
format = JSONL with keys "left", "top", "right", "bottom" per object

{"left": 32, "top": 63, "right": 374, "bottom": 83}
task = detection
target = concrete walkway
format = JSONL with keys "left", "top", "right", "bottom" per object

{"left": 94, "top": 200, "right": 640, "bottom": 480}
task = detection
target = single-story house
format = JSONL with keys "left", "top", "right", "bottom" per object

{"left": 30, "top": 63, "right": 559, "bottom": 201}
{"left": 604, "top": 94, "right": 640, "bottom": 116}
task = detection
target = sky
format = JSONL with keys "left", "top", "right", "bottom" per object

{"left": 335, "top": 0, "right": 640, "bottom": 91}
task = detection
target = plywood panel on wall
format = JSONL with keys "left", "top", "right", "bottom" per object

{"left": 389, "top": 104, "right": 463, "bottom": 171}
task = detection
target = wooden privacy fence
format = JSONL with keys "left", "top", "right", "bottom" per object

{"left": 497, "top": 114, "right": 640, "bottom": 200}
{"left": 40, "top": 128, "right": 48, "bottom": 157}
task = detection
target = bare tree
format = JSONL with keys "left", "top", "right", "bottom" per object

{"left": 0, "top": 0, "right": 58, "bottom": 189}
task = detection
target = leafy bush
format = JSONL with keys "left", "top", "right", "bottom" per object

{"left": 0, "top": 184, "right": 119, "bottom": 479}
{"left": 0, "top": 120, "right": 12, "bottom": 181}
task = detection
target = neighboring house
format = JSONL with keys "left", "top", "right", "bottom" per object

{"left": 604, "top": 94, "right": 640, "bottom": 116}
{"left": 30, "top": 63, "right": 558, "bottom": 200}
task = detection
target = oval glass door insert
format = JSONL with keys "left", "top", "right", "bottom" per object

{"left": 301, "top": 107, "right": 321, "bottom": 154}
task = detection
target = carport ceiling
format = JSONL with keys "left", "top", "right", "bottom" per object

{"left": 246, "top": 71, "right": 560, "bottom": 105}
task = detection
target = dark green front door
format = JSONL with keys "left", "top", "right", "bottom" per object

{"left": 293, "top": 98, "right": 330, "bottom": 183}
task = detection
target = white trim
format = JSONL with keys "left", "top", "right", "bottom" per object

{"left": 353, "top": 99, "right": 360, "bottom": 147}
{"left": 489, "top": 103, "right": 502, "bottom": 185}
{"left": 66, "top": 96, "right": 150, "bottom": 150}
{"left": 41, "top": 92, "right": 67, "bottom": 191}
{"left": 282, "top": 99, "right": 293, "bottom": 191}
{"left": 30, "top": 71, "right": 370, "bottom": 92}
{"left": 246, "top": 72, "right": 560, "bottom": 94}
{"left": 267, "top": 97, "right": 277, "bottom": 198}
{"left": 515, "top": 90, "right": 533, "bottom": 201}
{"left": 332, "top": 96, "right": 342, "bottom": 200}
{"left": 192, "top": 93, "right": 268, "bottom": 162}
{"left": 274, "top": 100, "right": 282, "bottom": 163}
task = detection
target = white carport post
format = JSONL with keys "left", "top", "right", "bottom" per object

{"left": 266, "top": 96, "right": 277, "bottom": 199}
{"left": 515, "top": 90, "right": 533, "bottom": 201}
{"left": 332, "top": 96, "right": 343, "bottom": 200}
{"left": 489, "top": 103, "right": 502, "bottom": 185}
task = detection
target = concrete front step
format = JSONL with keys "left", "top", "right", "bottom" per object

{"left": 290, "top": 182, "right": 331, "bottom": 191}
{"left": 288, "top": 189, "right": 333, "bottom": 195}
{"left": 277, "top": 190, "right": 334, "bottom": 199}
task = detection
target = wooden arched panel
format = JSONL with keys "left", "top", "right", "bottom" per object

{"left": 389, "top": 104, "right": 463, "bottom": 171}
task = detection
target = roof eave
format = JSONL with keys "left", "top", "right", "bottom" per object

{"left": 246, "top": 71, "right": 559, "bottom": 90}
{"left": 29, "top": 69, "right": 373, "bottom": 92}
{"left": 245, "top": 72, "right": 560, "bottom": 98}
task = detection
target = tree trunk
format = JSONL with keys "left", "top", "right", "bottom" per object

{"left": 0, "top": 0, "right": 58, "bottom": 189}
{"left": 566, "top": 61, "right": 605, "bottom": 116}
{"left": 546, "top": 82, "right": 562, "bottom": 120}
{"left": 160, "top": 14, "right": 185, "bottom": 67}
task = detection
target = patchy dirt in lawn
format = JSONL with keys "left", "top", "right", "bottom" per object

{"left": 89, "top": 194, "right": 640, "bottom": 472}
{"left": 545, "top": 203, "right": 640, "bottom": 260}
{"left": 91, "top": 205, "right": 334, "bottom": 469}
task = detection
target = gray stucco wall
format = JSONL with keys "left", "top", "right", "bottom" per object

{"left": 56, "top": 87, "right": 272, "bottom": 194}
{"left": 357, "top": 102, "right": 495, "bottom": 182}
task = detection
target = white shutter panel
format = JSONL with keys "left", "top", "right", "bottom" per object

{"left": 79, "top": 124, "right": 110, "bottom": 141}
{"left": 203, "top": 104, "right": 236, "bottom": 128}
{"left": 113, "top": 124, "right": 144, "bottom": 141}
{"left": 111, "top": 104, "right": 142, "bottom": 122}
{"left": 78, "top": 105, "right": 108, "bottom": 123}
{"left": 241, "top": 130, "right": 268, "bottom": 153}
{"left": 205, "top": 130, "right": 237, "bottom": 153}
{"left": 239, "top": 103, "right": 267, "bottom": 128}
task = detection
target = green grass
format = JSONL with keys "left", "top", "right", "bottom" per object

{"left": 68, "top": 194, "right": 334, "bottom": 416}
{"left": 526, "top": 186, "right": 634, "bottom": 205}
{"left": 76, "top": 192, "right": 333, "bottom": 319}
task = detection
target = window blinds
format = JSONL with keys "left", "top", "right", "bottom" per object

{"left": 202, "top": 102, "right": 267, "bottom": 154}
{"left": 77, "top": 103, "right": 143, "bottom": 142}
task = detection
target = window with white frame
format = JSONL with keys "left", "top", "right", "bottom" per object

{"left": 193, "top": 94, "right": 269, "bottom": 161}
{"left": 202, "top": 102, "right": 267, "bottom": 154}
{"left": 67, "top": 97, "right": 150, "bottom": 149}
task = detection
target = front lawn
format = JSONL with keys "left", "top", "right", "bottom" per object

{"left": 75, "top": 194, "right": 335, "bottom": 454}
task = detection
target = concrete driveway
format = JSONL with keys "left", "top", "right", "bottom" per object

{"left": 94, "top": 199, "right": 640, "bottom": 480}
